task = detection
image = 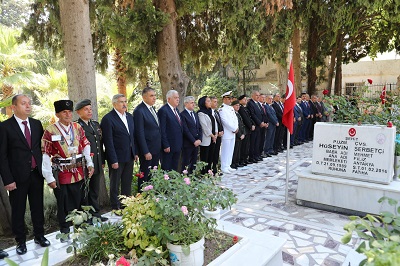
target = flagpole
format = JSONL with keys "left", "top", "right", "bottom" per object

{"left": 285, "top": 128, "right": 290, "bottom": 204}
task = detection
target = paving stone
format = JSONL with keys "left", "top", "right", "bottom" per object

{"left": 324, "top": 239, "right": 339, "bottom": 249}
{"left": 282, "top": 251, "right": 295, "bottom": 265}
{"left": 269, "top": 226, "right": 286, "bottom": 232}
{"left": 311, "top": 253, "right": 330, "bottom": 265}
{"left": 289, "top": 231, "right": 312, "bottom": 239}
{"left": 322, "top": 258, "right": 341, "bottom": 266}
{"left": 293, "top": 237, "right": 314, "bottom": 247}
{"left": 296, "top": 246, "right": 315, "bottom": 253}
{"left": 296, "top": 254, "right": 310, "bottom": 266}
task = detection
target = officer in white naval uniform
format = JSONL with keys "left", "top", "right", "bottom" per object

{"left": 219, "top": 91, "right": 239, "bottom": 174}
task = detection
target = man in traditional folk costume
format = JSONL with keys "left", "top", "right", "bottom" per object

{"left": 41, "top": 100, "right": 94, "bottom": 241}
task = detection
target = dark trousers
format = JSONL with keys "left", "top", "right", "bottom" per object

{"left": 181, "top": 146, "right": 199, "bottom": 174}
{"left": 212, "top": 137, "right": 221, "bottom": 173}
{"left": 240, "top": 134, "right": 250, "bottom": 163}
{"left": 9, "top": 168, "right": 45, "bottom": 243}
{"left": 249, "top": 127, "right": 261, "bottom": 160}
{"left": 200, "top": 143, "right": 215, "bottom": 173}
{"left": 109, "top": 160, "right": 134, "bottom": 209}
{"left": 264, "top": 125, "right": 276, "bottom": 154}
{"left": 274, "top": 125, "right": 284, "bottom": 151}
{"left": 138, "top": 153, "right": 160, "bottom": 191}
{"left": 54, "top": 179, "right": 83, "bottom": 233}
{"left": 161, "top": 150, "right": 181, "bottom": 171}
{"left": 292, "top": 122, "right": 302, "bottom": 144}
{"left": 300, "top": 118, "right": 311, "bottom": 141}
{"left": 232, "top": 139, "right": 241, "bottom": 166}
{"left": 259, "top": 127, "right": 266, "bottom": 155}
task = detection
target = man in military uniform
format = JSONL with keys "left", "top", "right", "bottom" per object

{"left": 218, "top": 91, "right": 238, "bottom": 174}
{"left": 41, "top": 100, "right": 94, "bottom": 240}
{"left": 75, "top": 99, "right": 108, "bottom": 222}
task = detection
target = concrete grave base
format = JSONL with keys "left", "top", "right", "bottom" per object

{"left": 296, "top": 166, "right": 400, "bottom": 215}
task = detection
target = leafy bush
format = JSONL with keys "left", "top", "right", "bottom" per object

{"left": 200, "top": 73, "right": 238, "bottom": 98}
{"left": 342, "top": 197, "right": 400, "bottom": 266}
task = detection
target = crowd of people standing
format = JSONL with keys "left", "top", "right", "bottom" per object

{"left": 0, "top": 88, "right": 330, "bottom": 258}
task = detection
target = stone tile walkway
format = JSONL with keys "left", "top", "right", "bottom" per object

{"left": 0, "top": 141, "right": 361, "bottom": 266}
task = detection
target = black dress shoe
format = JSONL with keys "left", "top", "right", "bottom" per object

{"left": 99, "top": 216, "right": 108, "bottom": 222}
{"left": 0, "top": 249, "right": 8, "bottom": 259}
{"left": 246, "top": 160, "right": 253, "bottom": 164}
{"left": 265, "top": 154, "right": 272, "bottom": 157}
{"left": 16, "top": 243, "right": 27, "bottom": 255}
{"left": 34, "top": 236, "right": 51, "bottom": 247}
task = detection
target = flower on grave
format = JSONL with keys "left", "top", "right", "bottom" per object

{"left": 182, "top": 169, "right": 188, "bottom": 175}
{"left": 116, "top": 256, "right": 130, "bottom": 266}
{"left": 183, "top": 177, "right": 190, "bottom": 185}
{"left": 181, "top": 206, "right": 189, "bottom": 216}
{"left": 322, "top": 89, "right": 329, "bottom": 95}
{"left": 108, "top": 254, "right": 115, "bottom": 260}
{"left": 208, "top": 169, "right": 214, "bottom": 176}
{"left": 143, "top": 185, "right": 153, "bottom": 191}
{"left": 153, "top": 166, "right": 158, "bottom": 169}
{"left": 164, "top": 174, "right": 169, "bottom": 180}
{"left": 233, "top": 236, "right": 239, "bottom": 244}
{"left": 367, "top": 79, "right": 373, "bottom": 84}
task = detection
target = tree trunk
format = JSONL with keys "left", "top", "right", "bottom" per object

{"left": 155, "top": 0, "right": 189, "bottom": 108}
{"left": 327, "top": 33, "right": 340, "bottom": 94}
{"left": 59, "top": 0, "right": 98, "bottom": 120}
{"left": 334, "top": 34, "right": 344, "bottom": 96}
{"left": 0, "top": 179, "right": 12, "bottom": 236}
{"left": 113, "top": 48, "right": 127, "bottom": 96}
{"left": 291, "top": 26, "right": 302, "bottom": 96}
{"left": 306, "top": 15, "right": 318, "bottom": 96}
{"left": 276, "top": 61, "right": 288, "bottom": 94}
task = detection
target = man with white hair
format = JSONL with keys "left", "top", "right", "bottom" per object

{"left": 158, "top": 90, "right": 183, "bottom": 171}
{"left": 218, "top": 91, "right": 238, "bottom": 174}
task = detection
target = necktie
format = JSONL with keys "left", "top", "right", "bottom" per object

{"left": 22, "top": 121, "right": 36, "bottom": 168}
{"left": 150, "top": 107, "right": 159, "bottom": 125}
{"left": 190, "top": 111, "right": 196, "bottom": 123}
{"left": 174, "top": 109, "right": 181, "bottom": 124}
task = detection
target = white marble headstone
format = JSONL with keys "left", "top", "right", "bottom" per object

{"left": 312, "top": 123, "right": 396, "bottom": 184}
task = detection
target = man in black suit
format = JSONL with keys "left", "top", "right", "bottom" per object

{"left": 247, "top": 90, "right": 267, "bottom": 162}
{"left": 75, "top": 99, "right": 108, "bottom": 222}
{"left": 210, "top": 96, "right": 223, "bottom": 174}
{"left": 238, "top": 95, "right": 255, "bottom": 165}
{"left": 272, "top": 93, "right": 285, "bottom": 152}
{"left": 181, "top": 96, "right": 202, "bottom": 173}
{"left": 133, "top": 87, "right": 162, "bottom": 190}
{"left": 264, "top": 94, "right": 279, "bottom": 156}
{"left": 0, "top": 94, "right": 50, "bottom": 255}
{"left": 158, "top": 90, "right": 183, "bottom": 171}
{"left": 101, "top": 94, "right": 137, "bottom": 210}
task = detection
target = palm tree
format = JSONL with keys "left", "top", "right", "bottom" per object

{"left": 0, "top": 26, "right": 36, "bottom": 116}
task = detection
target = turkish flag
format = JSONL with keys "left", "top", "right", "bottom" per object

{"left": 380, "top": 86, "right": 386, "bottom": 104}
{"left": 283, "top": 61, "right": 295, "bottom": 134}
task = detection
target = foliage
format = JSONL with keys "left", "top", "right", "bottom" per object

{"left": 342, "top": 197, "right": 400, "bottom": 266}
{"left": 395, "top": 135, "right": 400, "bottom": 156}
{"left": 136, "top": 162, "right": 237, "bottom": 251}
{"left": 200, "top": 73, "right": 238, "bottom": 98}
{"left": 200, "top": 170, "right": 237, "bottom": 211}
{"left": 120, "top": 194, "right": 164, "bottom": 258}
{"left": 0, "top": 0, "right": 33, "bottom": 28}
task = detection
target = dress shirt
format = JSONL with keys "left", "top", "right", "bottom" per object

{"left": 114, "top": 108, "right": 130, "bottom": 133}
{"left": 14, "top": 115, "right": 31, "bottom": 137}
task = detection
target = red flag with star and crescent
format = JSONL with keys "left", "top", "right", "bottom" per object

{"left": 282, "top": 61, "right": 295, "bottom": 134}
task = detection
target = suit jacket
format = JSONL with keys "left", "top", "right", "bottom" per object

{"left": 77, "top": 118, "right": 105, "bottom": 175}
{"left": 0, "top": 116, "right": 44, "bottom": 186}
{"left": 247, "top": 99, "right": 264, "bottom": 127}
{"left": 101, "top": 109, "right": 136, "bottom": 164}
{"left": 300, "top": 100, "right": 311, "bottom": 118}
{"left": 272, "top": 101, "right": 284, "bottom": 123}
{"left": 158, "top": 104, "right": 183, "bottom": 152}
{"left": 214, "top": 110, "right": 224, "bottom": 133}
{"left": 294, "top": 104, "right": 304, "bottom": 125}
{"left": 198, "top": 112, "right": 213, "bottom": 146}
{"left": 265, "top": 104, "right": 278, "bottom": 125}
{"left": 238, "top": 105, "right": 254, "bottom": 132}
{"left": 133, "top": 102, "right": 162, "bottom": 155}
{"left": 181, "top": 109, "right": 202, "bottom": 148}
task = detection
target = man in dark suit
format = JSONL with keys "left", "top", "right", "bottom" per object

{"left": 75, "top": 99, "right": 108, "bottom": 222}
{"left": 158, "top": 90, "right": 183, "bottom": 171}
{"left": 272, "top": 93, "right": 284, "bottom": 152}
{"left": 101, "top": 94, "right": 136, "bottom": 210}
{"left": 181, "top": 96, "right": 202, "bottom": 173}
{"left": 264, "top": 94, "right": 279, "bottom": 156}
{"left": 247, "top": 90, "right": 267, "bottom": 162}
{"left": 293, "top": 96, "right": 304, "bottom": 145}
{"left": 210, "top": 96, "right": 223, "bottom": 174}
{"left": 299, "top": 93, "right": 312, "bottom": 142}
{"left": 133, "top": 87, "right": 162, "bottom": 190}
{"left": 0, "top": 94, "right": 50, "bottom": 255}
{"left": 259, "top": 94, "right": 269, "bottom": 157}
{"left": 238, "top": 95, "right": 255, "bottom": 165}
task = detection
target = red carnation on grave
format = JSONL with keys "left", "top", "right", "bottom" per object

{"left": 116, "top": 256, "right": 130, "bottom": 266}
{"left": 322, "top": 89, "right": 329, "bottom": 95}
{"left": 367, "top": 79, "right": 373, "bottom": 84}
{"left": 387, "top": 121, "right": 393, "bottom": 128}
{"left": 135, "top": 172, "right": 145, "bottom": 178}
{"left": 233, "top": 236, "right": 239, "bottom": 244}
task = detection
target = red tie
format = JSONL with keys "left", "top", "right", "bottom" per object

{"left": 22, "top": 121, "right": 36, "bottom": 168}
{"left": 174, "top": 109, "right": 181, "bottom": 125}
